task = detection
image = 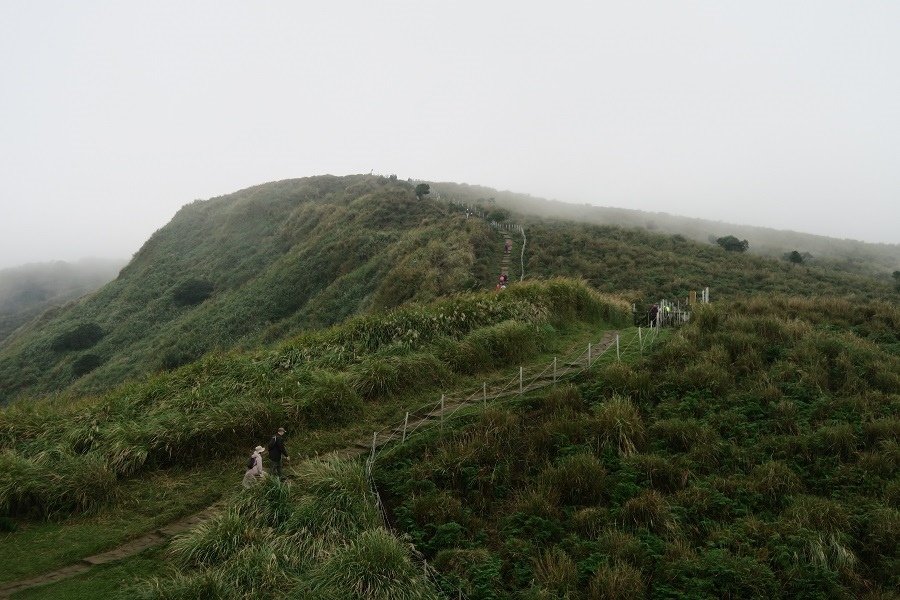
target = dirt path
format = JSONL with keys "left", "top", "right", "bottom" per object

{"left": 0, "top": 330, "right": 619, "bottom": 598}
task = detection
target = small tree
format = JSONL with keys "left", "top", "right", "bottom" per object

{"left": 716, "top": 235, "right": 749, "bottom": 252}
{"left": 415, "top": 183, "right": 430, "bottom": 200}
{"left": 893, "top": 270, "right": 900, "bottom": 291}
{"left": 787, "top": 250, "right": 804, "bottom": 264}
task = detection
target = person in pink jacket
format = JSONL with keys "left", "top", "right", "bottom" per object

{"left": 242, "top": 445, "right": 266, "bottom": 488}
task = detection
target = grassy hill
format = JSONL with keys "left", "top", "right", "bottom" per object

{"left": 0, "top": 175, "right": 501, "bottom": 403}
{"left": 373, "top": 296, "right": 899, "bottom": 598}
{"left": 2, "top": 174, "right": 894, "bottom": 405}
{"left": 0, "top": 259, "right": 124, "bottom": 347}
{"left": 1, "top": 174, "right": 898, "bottom": 599}
{"left": 431, "top": 181, "right": 900, "bottom": 278}
{"left": 25, "top": 290, "right": 890, "bottom": 599}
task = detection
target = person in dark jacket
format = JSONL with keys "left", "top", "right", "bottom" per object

{"left": 268, "top": 427, "right": 289, "bottom": 479}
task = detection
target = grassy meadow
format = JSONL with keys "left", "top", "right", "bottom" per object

{"left": 374, "top": 296, "right": 899, "bottom": 598}
{"left": 0, "top": 280, "right": 628, "bottom": 521}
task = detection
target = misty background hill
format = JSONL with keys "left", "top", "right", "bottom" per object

{"left": 0, "top": 258, "right": 125, "bottom": 347}
{"left": 0, "top": 174, "right": 895, "bottom": 404}
{"left": 431, "top": 182, "right": 900, "bottom": 277}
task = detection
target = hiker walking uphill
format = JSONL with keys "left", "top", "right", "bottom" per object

{"left": 498, "top": 235, "right": 513, "bottom": 290}
{"left": 268, "top": 427, "right": 289, "bottom": 479}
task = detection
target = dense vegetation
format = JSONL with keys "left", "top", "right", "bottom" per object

{"left": 3, "top": 175, "right": 896, "bottom": 405}
{"left": 516, "top": 219, "right": 894, "bottom": 309}
{"left": 431, "top": 181, "right": 900, "bottom": 277}
{"left": 2, "top": 173, "right": 897, "bottom": 599}
{"left": 0, "top": 259, "right": 123, "bottom": 347}
{"left": 0, "top": 175, "right": 502, "bottom": 402}
{"left": 376, "top": 296, "right": 899, "bottom": 598}
{"left": 131, "top": 461, "right": 439, "bottom": 599}
{"left": 0, "top": 280, "right": 628, "bottom": 519}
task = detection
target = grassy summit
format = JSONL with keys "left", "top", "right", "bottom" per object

{"left": 0, "top": 175, "right": 500, "bottom": 402}
{"left": 2, "top": 175, "right": 894, "bottom": 405}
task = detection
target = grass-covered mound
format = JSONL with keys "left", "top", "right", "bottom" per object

{"left": 131, "top": 459, "right": 440, "bottom": 599}
{"left": 0, "top": 280, "right": 629, "bottom": 518}
{"left": 0, "top": 175, "right": 503, "bottom": 402}
{"left": 376, "top": 296, "right": 899, "bottom": 598}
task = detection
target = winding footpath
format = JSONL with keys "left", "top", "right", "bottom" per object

{"left": 1, "top": 227, "right": 610, "bottom": 598}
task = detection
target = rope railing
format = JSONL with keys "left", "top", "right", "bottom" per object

{"left": 360, "top": 325, "right": 663, "bottom": 597}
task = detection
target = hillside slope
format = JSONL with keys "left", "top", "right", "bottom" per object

{"left": 0, "top": 259, "right": 124, "bottom": 347}
{"left": 377, "top": 296, "right": 900, "bottom": 598}
{"left": 432, "top": 181, "right": 900, "bottom": 277}
{"left": 2, "top": 174, "right": 895, "bottom": 404}
{"left": 0, "top": 175, "right": 499, "bottom": 402}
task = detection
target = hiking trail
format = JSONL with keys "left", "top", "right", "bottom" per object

{"left": 0, "top": 329, "right": 624, "bottom": 598}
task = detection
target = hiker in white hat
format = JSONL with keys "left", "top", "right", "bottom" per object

{"left": 242, "top": 445, "right": 267, "bottom": 488}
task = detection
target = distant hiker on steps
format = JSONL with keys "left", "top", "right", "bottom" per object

{"left": 649, "top": 304, "right": 659, "bottom": 327}
{"left": 242, "top": 445, "right": 266, "bottom": 488}
{"left": 268, "top": 427, "right": 289, "bottom": 479}
{"left": 504, "top": 240, "right": 511, "bottom": 254}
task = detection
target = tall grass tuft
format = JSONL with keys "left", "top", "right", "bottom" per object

{"left": 307, "top": 528, "right": 439, "bottom": 600}
{"left": 539, "top": 453, "right": 607, "bottom": 506}
{"left": 300, "top": 370, "right": 363, "bottom": 427}
{"left": 784, "top": 495, "right": 850, "bottom": 534}
{"left": 352, "top": 352, "right": 449, "bottom": 400}
{"left": 587, "top": 562, "right": 645, "bottom": 600}
{"left": 533, "top": 547, "right": 578, "bottom": 596}
{"left": 287, "top": 458, "right": 379, "bottom": 537}
{"left": 622, "top": 489, "right": 674, "bottom": 533}
{"left": 169, "top": 508, "right": 260, "bottom": 569}
{"left": 594, "top": 396, "right": 645, "bottom": 457}
{"left": 748, "top": 461, "right": 802, "bottom": 507}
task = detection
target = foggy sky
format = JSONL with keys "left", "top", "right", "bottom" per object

{"left": 1, "top": 1, "right": 898, "bottom": 269}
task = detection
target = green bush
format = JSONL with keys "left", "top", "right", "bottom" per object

{"left": 172, "top": 279, "right": 214, "bottom": 306}
{"left": 72, "top": 353, "right": 104, "bottom": 377}
{"left": 51, "top": 322, "right": 104, "bottom": 352}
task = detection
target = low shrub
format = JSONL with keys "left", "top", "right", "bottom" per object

{"left": 51, "top": 322, "right": 104, "bottom": 352}
{"left": 72, "top": 353, "right": 104, "bottom": 377}
{"left": 172, "top": 279, "right": 215, "bottom": 306}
